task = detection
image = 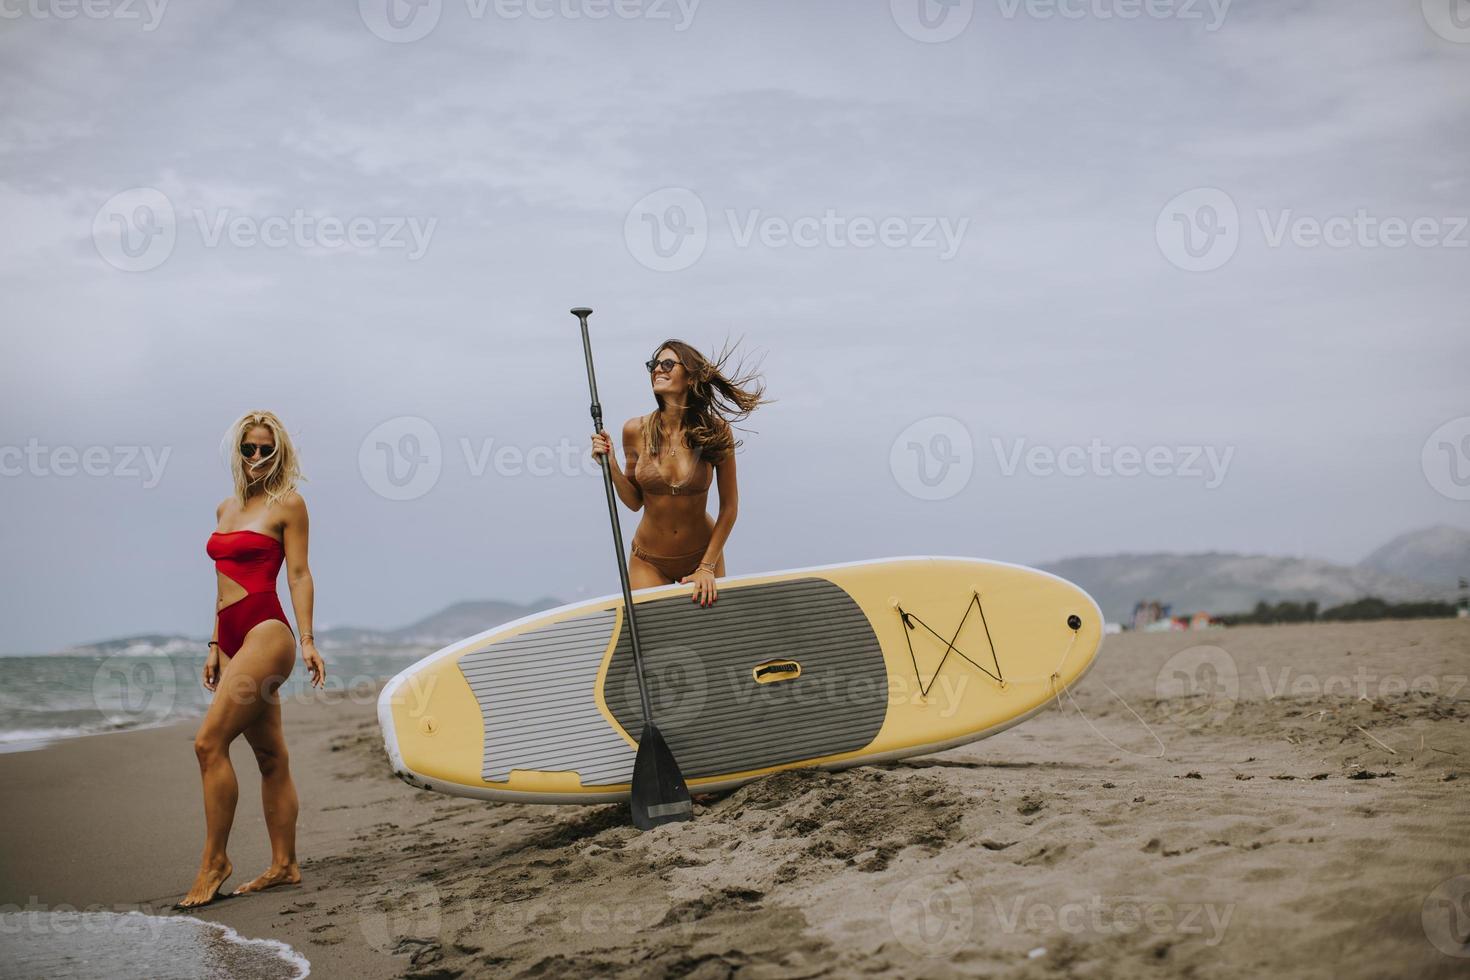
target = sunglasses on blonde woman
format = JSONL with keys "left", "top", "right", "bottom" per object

{"left": 239, "top": 443, "right": 275, "bottom": 459}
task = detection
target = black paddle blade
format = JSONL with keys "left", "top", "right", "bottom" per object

{"left": 630, "top": 723, "right": 692, "bottom": 831}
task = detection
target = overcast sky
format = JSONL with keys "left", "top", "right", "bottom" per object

{"left": 1, "top": 0, "right": 1467, "bottom": 652}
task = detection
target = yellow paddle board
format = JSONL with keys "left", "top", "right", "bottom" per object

{"left": 377, "top": 556, "right": 1102, "bottom": 803}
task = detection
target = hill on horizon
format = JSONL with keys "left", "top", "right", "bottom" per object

{"left": 1042, "top": 548, "right": 1460, "bottom": 625}
{"left": 1358, "top": 524, "right": 1470, "bottom": 588}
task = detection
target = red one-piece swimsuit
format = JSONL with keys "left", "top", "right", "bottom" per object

{"left": 207, "top": 530, "right": 292, "bottom": 657}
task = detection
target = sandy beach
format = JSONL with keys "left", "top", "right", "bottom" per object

{"left": 2, "top": 619, "right": 1466, "bottom": 978}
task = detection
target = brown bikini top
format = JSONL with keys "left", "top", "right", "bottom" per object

{"left": 634, "top": 422, "right": 714, "bottom": 497}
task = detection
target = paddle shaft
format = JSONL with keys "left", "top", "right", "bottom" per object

{"left": 572, "top": 307, "right": 657, "bottom": 725}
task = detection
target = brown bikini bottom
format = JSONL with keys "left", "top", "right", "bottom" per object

{"left": 630, "top": 535, "right": 708, "bottom": 582}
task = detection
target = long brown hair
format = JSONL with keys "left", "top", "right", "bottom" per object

{"left": 642, "top": 339, "right": 766, "bottom": 462}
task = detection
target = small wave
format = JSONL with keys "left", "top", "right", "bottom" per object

{"left": 0, "top": 911, "right": 309, "bottom": 978}
{"left": 0, "top": 715, "right": 200, "bottom": 753}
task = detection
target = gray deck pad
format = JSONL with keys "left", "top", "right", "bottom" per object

{"left": 458, "top": 608, "right": 636, "bottom": 785}
{"left": 604, "top": 577, "right": 888, "bottom": 780}
{"left": 457, "top": 577, "right": 888, "bottom": 787}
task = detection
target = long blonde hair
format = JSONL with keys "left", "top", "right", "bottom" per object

{"left": 222, "top": 410, "right": 302, "bottom": 506}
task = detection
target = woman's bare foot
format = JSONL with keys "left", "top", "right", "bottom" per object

{"left": 176, "top": 859, "right": 233, "bottom": 910}
{"left": 232, "top": 863, "right": 301, "bottom": 896}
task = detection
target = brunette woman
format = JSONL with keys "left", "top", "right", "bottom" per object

{"left": 590, "top": 340, "right": 764, "bottom": 605}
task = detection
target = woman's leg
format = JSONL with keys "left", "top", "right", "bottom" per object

{"left": 233, "top": 693, "right": 301, "bottom": 894}
{"left": 178, "top": 620, "right": 294, "bottom": 908}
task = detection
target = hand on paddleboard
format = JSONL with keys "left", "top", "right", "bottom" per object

{"left": 681, "top": 566, "right": 718, "bottom": 606}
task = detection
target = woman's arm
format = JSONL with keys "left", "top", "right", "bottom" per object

{"left": 684, "top": 448, "right": 738, "bottom": 606}
{"left": 702, "top": 449, "right": 739, "bottom": 568}
{"left": 592, "top": 416, "right": 645, "bottom": 511}
{"left": 280, "top": 493, "right": 325, "bottom": 686}
{"left": 204, "top": 499, "right": 226, "bottom": 691}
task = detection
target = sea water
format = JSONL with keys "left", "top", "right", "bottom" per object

{"left": 0, "top": 911, "right": 309, "bottom": 979}
{"left": 0, "top": 650, "right": 428, "bottom": 752}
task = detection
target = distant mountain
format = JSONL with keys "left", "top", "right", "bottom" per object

{"left": 371, "top": 596, "right": 565, "bottom": 646}
{"left": 63, "top": 597, "right": 566, "bottom": 657}
{"left": 1358, "top": 525, "right": 1470, "bottom": 588}
{"left": 310, "top": 596, "right": 566, "bottom": 650}
{"left": 1040, "top": 552, "right": 1458, "bottom": 625}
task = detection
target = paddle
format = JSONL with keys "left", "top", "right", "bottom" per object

{"left": 571, "top": 306, "right": 693, "bottom": 831}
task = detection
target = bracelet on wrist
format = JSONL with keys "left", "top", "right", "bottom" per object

{"left": 207, "top": 641, "right": 220, "bottom": 649}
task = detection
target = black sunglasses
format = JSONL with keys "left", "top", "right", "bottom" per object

{"left": 645, "top": 357, "right": 683, "bottom": 374}
{"left": 240, "top": 442, "right": 276, "bottom": 459}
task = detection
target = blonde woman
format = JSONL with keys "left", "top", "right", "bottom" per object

{"left": 176, "top": 411, "right": 325, "bottom": 909}
{"left": 591, "top": 340, "right": 765, "bottom": 606}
